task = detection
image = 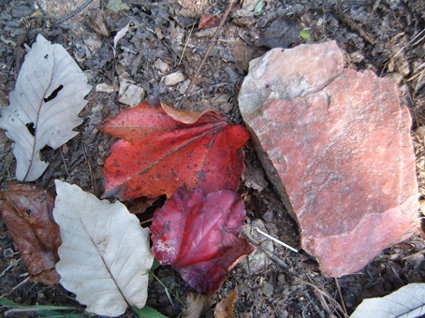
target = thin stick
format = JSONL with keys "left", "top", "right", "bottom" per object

{"left": 0, "top": 258, "right": 21, "bottom": 278}
{"left": 254, "top": 227, "right": 299, "bottom": 253}
{"left": 55, "top": 0, "right": 95, "bottom": 24}
{"left": 140, "top": 218, "right": 153, "bottom": 225}
{"left": 335, "top": 277, "right": 347, "bottom": 315}
{"left": 179, "top": 22, "right": 197, "bottom": 66}
{"left": 60, "top": 148, "right": 70, "bottom": 179}
{"left": 391, "top": 28, "right": 425, "bottom": 60}
{"left": 303, "top": 291, "right": 326, "bottom": 318}
{"left": 82, "top": 144, "right": 96, "bottom": 195}
{"left": 0, "top": 276, "right": 30, "bottom": 299}
{"left": 245, "top": 233, "right": 347, "bottom": 317}
{"left": 177, "top": 0, "right": 237, "bottom": 108}
{"left": 244, "top": 234, "right": 293, "bottom": 272}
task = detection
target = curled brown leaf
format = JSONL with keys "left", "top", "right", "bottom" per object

{"left": 214, "top": 288, "right": 237, "bottom": 318}
{"left": 181, "top": 292, "right": 215, "bottom": 318}
{"left": 0, "top": 183, "right": 61, "bottom": 285}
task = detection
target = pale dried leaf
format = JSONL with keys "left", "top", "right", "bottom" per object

{"left": 53, "top": 180, "right": 154, "bottom": 317}
{"left": 181, "top": 292, "right": 215, "bottom": 318}
{"left": 350, "top": 283, "right": 425, "bottom": 318}
{"left": 0, "top": 35, "right": 91, "bottom": 181}
{"left": 113, "top": 22, "right": 130, "bottom": 56}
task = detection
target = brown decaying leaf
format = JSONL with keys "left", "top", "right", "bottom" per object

{"left": 0, "top": 183, "right": 61, "bottom": 285}
{"left": 214, "top": 288, "right": 237, "bottom": 318}
{"left": 181, "top": 292, "right": 215, "bottom": 318}
{"left": 124, "top": 196, "right": 159, "bottom": 214}
{"left": 198, "top": 14, "right": 220, "bottom": 30}
{"left": 87, "top": 9, "right": 110, "bottom": 37}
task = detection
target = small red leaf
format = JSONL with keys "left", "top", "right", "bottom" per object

{"left": 98, "top": 100, "right": 249, "bottom": 200}
{"left": 151, "top": 186, "right": 255, "bottom": 295}
{"left": 199, "top": 14, "right": 220, "bottom": 30}
{"left": 0, "top": 183, "right": 61, "bottom": 285}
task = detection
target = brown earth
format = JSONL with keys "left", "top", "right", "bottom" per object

{"left": 1, "top": 0, "right": 425, "bottom": 317}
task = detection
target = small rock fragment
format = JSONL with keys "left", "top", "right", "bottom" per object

{"left": 164, "top": 71, "right": 185, "bottom": 86}
{"left": 106, "top": 0, "right": 130, "bottom": 13}
{"left": 385, "top": 72, "right": 404, "bottom": 84}
{"left": 262, "top": 283, "right": 274, "bottom": 298}
{"left": 96, "top": 83, "right": 115, "bottom": 94}
{"left": 220, "top": 103, "right": 233, "bottom": 114}
{"left": 242, "top": 0, "right": 259, "bottom": 11}
{"left": 179, "top": 79, "right": 191, "bottom": 94}
{"left": 118, "top": 79, "right": 145, "bottom": 106}
{"left": 11, "top": 3, "right": 34, "bottom": 17}
{"left": 212, "top": 94, "right": 230, "bottom": 106}
{"left": 243, "top": 219, "right": 273, "bottom": 273}
{"left": 154, "top": 59, "right": 170, "bottom": 73}
{"left": 193, "top": 28, "right": 218, "bottom": 38}
{"left": 225, "top": 67, "right": 239, "bottom": 83}
{"left": 83, "top": 36, "right": 102, "bottom": 52}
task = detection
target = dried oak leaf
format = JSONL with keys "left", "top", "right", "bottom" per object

{"left": 214, "top": 288, "right": 237, "bottom": 318}
{"left": 0, "top": 183, "right": 61, "bottom": 285}
{"left": 98, "top": 100, "right": 249, "bottom": 201}
{"left": 151, "top": 186, "right": 255, "bottom": 295}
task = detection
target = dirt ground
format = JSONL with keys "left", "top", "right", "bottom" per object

{"left": 1, "top": 0, "right": 425, "bottom": 317}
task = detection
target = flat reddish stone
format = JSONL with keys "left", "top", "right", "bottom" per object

{"left": 240, "top": 64, "right": 419, "bottom": 276}
{"left": 238, "top": 41, "right": 344, "bottom": 118}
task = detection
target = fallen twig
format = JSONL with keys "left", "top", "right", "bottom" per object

{"left": 55, "top": 0, "right": 95, "bottom": 25}
{"left": 245, "top": 234, "right": 348, "bottom": 318}
{"left": 0, "top": 276, "right": 30, "bottom": 299}
{"left": 335, "top": 277, "right": 347, "bottom": 315}
{"left": 254, "top": 226, "right": 299, "bottom": 253}
{"left": 177, "top": 0, "right": 237, "bottom": 109}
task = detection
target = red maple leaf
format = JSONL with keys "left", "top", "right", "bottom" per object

{"left": 98, "top": 100, "right": 249, "bottom": 200}
{"left": 151, "top": 186, "right": 255, "bottom": 295}
{"left": 0, "top": 183, "right": 61, "bottom": 285}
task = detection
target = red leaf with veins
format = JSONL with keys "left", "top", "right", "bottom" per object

{"left": 98, "top": 100, "right": 249, "bottom": 200}
{"left": 151, "top": 186, "right": 255, "bottom": 295}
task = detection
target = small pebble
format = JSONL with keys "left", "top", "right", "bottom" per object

{"left": 220, "top": 103, "right": 233, "bottom": 113}
{"left": 262, "top": 282, "right": 274, "bottom": 297}
{"left": 385, "top": 72, "right": 404, "bottom": 85}
{"left": 154, "top": 59, "right": 170, "bottom": 73}
{"left": 118, "top": 79, "right": 145, "bottom": 106}
{"left": 11, "top": 4, "right": 34, "bottom": 17}
{"left": 164, "top": 72, "right": 185, "bottom": 86}
{"left": 4, "top": 248, "right": 14, "bottom": 258}
{"left": 179, "top": 79, "right": 190, "bottom": 94}
{"left": 95, "top": 83, "right": 114, "bottom": 94}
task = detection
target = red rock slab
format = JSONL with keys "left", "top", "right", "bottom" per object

{"left": 238, "top": 41, "right": 344, "bottom": 118}
{"left": 244, "top": 69, "right": 419, "bottom": 277}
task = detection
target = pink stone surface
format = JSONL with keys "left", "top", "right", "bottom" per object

{"left": 238, "top": 41, "right": 343, "bottom": 118}
{"left": 242, "top": 68, "right": 419, "bottom": 277}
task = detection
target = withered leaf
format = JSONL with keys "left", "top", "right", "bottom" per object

{"left": 0, "top": 183, "right": 61, "bottom": 285}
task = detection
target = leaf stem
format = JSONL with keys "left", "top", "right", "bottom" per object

{"left": 150, "top": 272, "right": 185, "bottom": 306}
